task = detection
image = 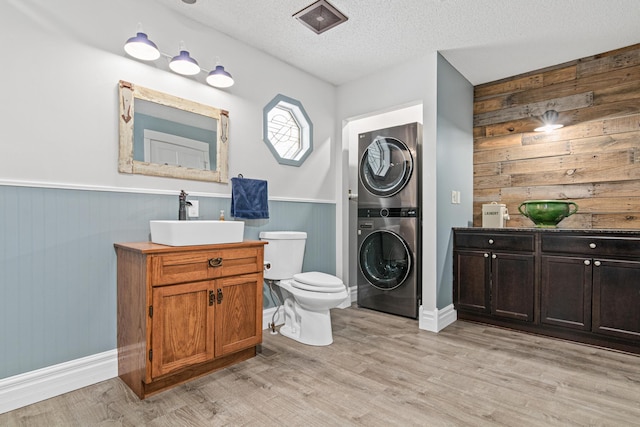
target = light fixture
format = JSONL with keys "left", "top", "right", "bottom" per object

{"left": 124, "top": 25, "right": 160, "bottom": 61}
{"left": 206, "top": 65, "right": 234, "bottom": 88}
{"left": 534, "top": 110, "right": 564, "bottom": 132}
{"left": 169, "top": 42, "right": 200, "bottom": 76}
{"left": 123, "top": 27, "right": 235, "bottom": 88}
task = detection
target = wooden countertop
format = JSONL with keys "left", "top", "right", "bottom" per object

{"left": 114, "top": 240, "right": 267, "bottom": 254}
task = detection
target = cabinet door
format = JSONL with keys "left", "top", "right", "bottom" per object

{"left": 453, "top": 250, "right": 490, "bottom": 313}
{"left": 592, "top": 259, "right": 640, "bottom": 341}
{"left": 215, "top": 273, "right": 263, "bottom": 357}
{"left": 540, "top": 255, "right": 592, "bottom": 330}
{"left": 151, "top": 281, "right": 215, "bottom": 378}
{"left": 491, "top": 252, "right": 534, "bottom": 322}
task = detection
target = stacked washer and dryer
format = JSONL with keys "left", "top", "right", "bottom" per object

{"left": 357, "top": 122, "right": 422, "bottom": 319}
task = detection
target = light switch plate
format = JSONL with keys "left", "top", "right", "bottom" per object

{"left": 188, "top": 200, "right": 199, "bottom": 217}
{"left": 451, "top": 190, "right": 461, "bottom": 204}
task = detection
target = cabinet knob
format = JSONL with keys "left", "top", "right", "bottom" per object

{"left": 594, "top": 260, "right": 601, "bottom": 267}
{"left": 589, "top": 243, "right": 597, "bottom": 249}
{"left": 492, "top": 254, "right": 497, "bottom": 259}
{"left": 484, "top": 253, "right": 489, "bottom": 258}
{"left": 488, "top": 239, "right": 494, "bottom": 244}
{"left": 584, "top": 260, "right": 591, "bottom": 266}
{"left": 208, "top": 257, "right": 223, "bottom": 267}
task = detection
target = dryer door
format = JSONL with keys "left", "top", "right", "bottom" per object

{"left": 359, "top": 229, "right": 411, "bottom": 290}
{"left": 359, "top": 136, "right": 413, "bottom": 198}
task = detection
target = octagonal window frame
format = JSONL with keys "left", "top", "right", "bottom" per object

{"left": 263, "top": 94, "right": 313, "bottom": 166}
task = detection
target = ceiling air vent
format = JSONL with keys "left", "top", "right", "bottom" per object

{"left": 293, "top": 0, "right": 348, "bottom": 35}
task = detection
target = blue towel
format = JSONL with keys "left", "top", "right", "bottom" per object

{"left": 231, "top": 177, "right": 269, "bottom": 219}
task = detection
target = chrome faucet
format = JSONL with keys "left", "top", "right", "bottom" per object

{"left": 178, "top": 190, "right": 192, "bottom": 220}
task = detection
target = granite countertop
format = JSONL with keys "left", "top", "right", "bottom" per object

{"left": 452, "top": 227, "right": 640, "bottom": 235}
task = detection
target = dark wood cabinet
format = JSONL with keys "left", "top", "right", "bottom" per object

{"left": 540, "top": 255, "right": 592, "bottom": 330}
{"left": 454, "top": 228, "right": 640, "bottom": 355}
{"left": 592, "top": 259, "right": 640, "bottom": 341}
{"left": 541, "top": 233, "right": 640, "bottom": 341}
{"left": 491, "top": 252, "right": 535, "bottom": 321}
{"left": 454, "top": 231, "right": 535, "bottom": 323}
{"left": 454, "top": 250, "right": 489, "bottom": 313}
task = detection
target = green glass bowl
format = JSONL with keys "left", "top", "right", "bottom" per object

{"left": 518, "top": 200, "right": 578, "bottom": 228}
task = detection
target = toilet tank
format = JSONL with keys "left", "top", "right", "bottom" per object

{"left": 259, "top": 231, "right": 306, "bottom": 280}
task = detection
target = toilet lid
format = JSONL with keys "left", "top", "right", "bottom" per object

{"left": 292, "top": 272, "right": 345, "bottom": 293}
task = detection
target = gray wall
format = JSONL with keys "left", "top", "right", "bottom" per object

{"left": 0, "top": 185, "right": 334, "bottom": 379}
{"left": 436, "top": 53, "right": 474, "bottom": 308}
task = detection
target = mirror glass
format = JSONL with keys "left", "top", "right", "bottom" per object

{"left": 118, "top": 80, "right": 229, "bottom": 182}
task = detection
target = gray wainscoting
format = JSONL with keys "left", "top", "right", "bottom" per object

{"left": 0, "top": 185, "right": 335, "bottom": 379}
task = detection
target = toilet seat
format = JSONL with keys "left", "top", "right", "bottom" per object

{"left": 291, "top": 272, "right": 345, "bottom": 293}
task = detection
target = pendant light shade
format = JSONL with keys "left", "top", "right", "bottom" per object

{"left": 123, "top": 29, "right": 235, "bottom": 89}
{"left": 534, "top": 110, "right": 564, "bottom": 132}
{"left": 206, "top": 65, "right": 234, "bottom": 88}
{"left": 124, "top": 32, "right": 160, "bottom": 61}
{"left": 169, "top": 50, "right": 200, "bottom": 76}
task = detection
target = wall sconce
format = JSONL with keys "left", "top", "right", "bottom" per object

{"left": 534, "top": 110, "right": 563, "bottom": 132}
{"left": 124, "top": 25, "right": 234, "bottom": 88}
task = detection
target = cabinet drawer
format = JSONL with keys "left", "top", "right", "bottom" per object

{"left": 151, "top": 247, "right": 262, "bottom": 286}
{"left": 454, "top": 232, "right": 534, "bottom": 252}
{"left": 541, "top": 234, "right": 640, "bottom": 258}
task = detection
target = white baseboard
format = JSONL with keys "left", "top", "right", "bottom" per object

{"left": 419, "top": 304, "right": 457, "bottom": 332}
{"left": 0, "top": 349, "right": 118, "bottom": 415}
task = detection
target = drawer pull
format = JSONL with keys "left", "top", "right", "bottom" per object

{"left": 208, "top": 257, "right": 223, "bottom": 268}
{"left": 584, "top": 260, "right": 591, "bottom": 266}
{"left": 484, "top": 253, "right": 489, "bottom": 258}
{"left": 492, "top": 254, "right": 497, "bottom": 259}
{"left": 589, "top": 243, "right": 596, "bottom": 249}
{"left": 594, "top": 261, "right": 601, "bottom": 267}
{"left": 488, "top": 239, "right": 494, "bottom": 245}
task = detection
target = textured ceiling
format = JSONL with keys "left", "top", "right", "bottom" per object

{"left": 153, "top": 0, "right": 640, "bottom": 86}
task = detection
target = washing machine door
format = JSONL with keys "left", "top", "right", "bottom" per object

{"left": 359, "top": 136, "right": 413, "bottom": 198}
{"left": 359, "top": 229, "right": 411, "bottom": 290}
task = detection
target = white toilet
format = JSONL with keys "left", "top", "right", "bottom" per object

{"left": 260, "top": 231, "right": 348, "bottom": 346}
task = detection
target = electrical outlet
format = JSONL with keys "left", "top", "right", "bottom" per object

{"left": 188, "top": 200, "right": 199, "bottom": 217}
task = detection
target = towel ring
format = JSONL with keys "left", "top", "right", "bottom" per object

{"left": 237, "top": 174, "right": 244, "bottom": 178}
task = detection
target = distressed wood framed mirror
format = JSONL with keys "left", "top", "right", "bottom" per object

{"left": 118, "top": 80, "right": 229, "bottom": 182}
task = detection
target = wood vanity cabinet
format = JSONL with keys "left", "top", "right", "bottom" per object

{"left": 115, "top": 241, "right": 266, "bottom": 399}
{"left": 454, "top": 231, "right": 535, "bottom": 322}
{"left": 454, "top": 228, "right": 640, "bottom": 354}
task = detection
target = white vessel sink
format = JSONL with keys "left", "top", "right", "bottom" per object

{"left": 150, "top": 220, "right": 244, "bottom": 246}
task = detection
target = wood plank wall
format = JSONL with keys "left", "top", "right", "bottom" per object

{"left": 473, "top": 43, "right": 640, "bottom": 229}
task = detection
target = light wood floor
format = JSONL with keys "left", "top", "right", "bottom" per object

{"left": 2, "top": 306, "right": 640, "bottom": 426}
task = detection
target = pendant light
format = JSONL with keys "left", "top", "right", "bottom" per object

{"left": 534, "top": 110, "right": 564, "bottom": 132}
{"left": 124, "top": 25, "right": 160, "bottom": 61}
{"left": 206, "top": 65, "right": 234, "bottom": 88}
{"left": 169, "top": 42, "right": 201, "bottom": 76}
